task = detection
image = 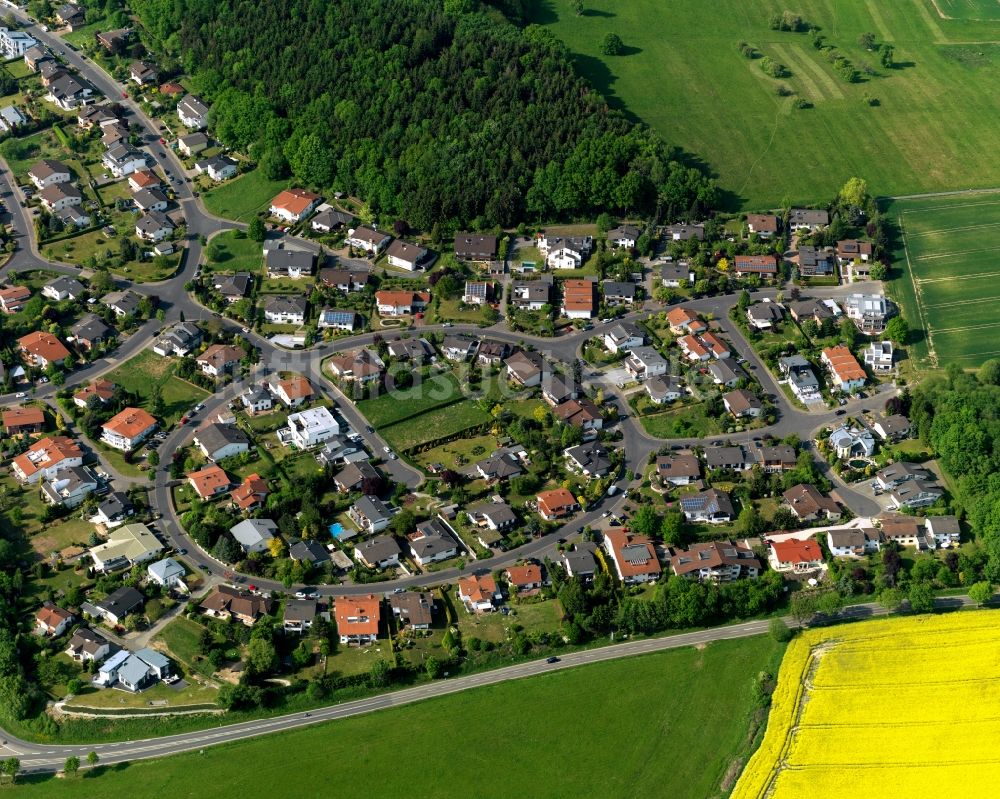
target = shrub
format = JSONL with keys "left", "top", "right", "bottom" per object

{"left": 759, "top": 56, "right": 789, "bottom": 78}
{"left": 601, "top": 32, "right": 624, "bottom": 56}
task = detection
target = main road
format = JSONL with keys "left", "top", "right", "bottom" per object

{"left": 0, "top": 595, "right": 975, "bottom": 773}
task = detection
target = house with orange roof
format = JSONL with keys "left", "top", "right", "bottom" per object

{"left": 230, "top": 473, "right": 269, "bottom": 513}
{"left": 186, "top": 464, "right": 232, "bottom": 500}
{"left": 335, "top": 594, "right": 381, "bottom": 644}
{"left": 678, "top": 334, "right": 710, "bottom": 362}
{"left": 73, "top": 379, "right": 115, "bottom": 409}
{"left": 701, "top": 332, "right": 731, "bottom": 359}
{"left": 0, "top": 285, "right": 31, "bottom": 313}
{"left": 3, "top": 405, "right": 45, "bottom": 435}
{"left": 666, "top": 306, "right": 706, "bottom": 335}
{"left": 35, "top": 603, "right": 74, "bottom": 636}
{"left": 733, "top": 254, "right": 778, "bottom": 277}
{"left": 269, "top": 188, "right": 322, "bottom": 223}
{"left": 12, "top": 436, "right": 83, "bottom": 483}
{"left": 195, "top": 343, "right": 245, "bottom": 378}
{"left": 458, "top": 573, "right": 501, "bottom": 613}
{"left": 269, "top": 375, "right": 314, "bottom": 407}
{"left": 561, "top": 279, "right": 596, "bottom": 319}
{"left": 128, "top": 169, "right": 161, "bottom": 192}
{"left": 18, "top": 331, "right": 71, "bottom": 368}
{"left": 604, "top": 528, "right": 661, "bottom": 584}
{"left": 101, "top": 407, "right": 157, "bottom": 451}
{"left": 768, "top": 538, "right": 826, "bottom": 573}
{"left": 536, "top": 487, "right": 579, "bottom": 521}
{"left": 375, "top": 290, "right": 430, "bottom": 317}
{"left": 505, "top": 563, "right": 544, "bottom": 595}
{"left": 821, "top": 345, "right": 866, "bottom": 393}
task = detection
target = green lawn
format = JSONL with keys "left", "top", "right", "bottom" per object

{"left": 202, "top": 170, "right": 288, "bottom": 222}
{"left": 356, "top": 372, "right": 465, "bottom": 428}
{"left": 883, "top": 191, "right": 1000, "bottom": 368}
{"left": 62, "top": 19, "right": 109, "bottom": 49}
{"left": 380, "top": 400, "right": 491, "bottom": 453}
{"left": 204, "top": 229, "right": 262, "bottom": 273}
{"left": 412, "top": 433, "right": 498, "bottom": 471}
{"left": 105, "top": 350, "right": 210, "bottom": 427}
{"left": 530, "top": 0, "right": 1000, "bottom": 210}
{"left": 153, "top": 617, "right": 215, "bottom": 678}
{"left": 433, "top": 298, "right": 494, "bottom": 324}
{"left": 638, "top": 401, "right": 724, "bottom": 439}
{"left": 22, "top": 636, "right": 784, "bottom": 799}
{"left": 456, "top": 599, "right": 564, "bottom": 643}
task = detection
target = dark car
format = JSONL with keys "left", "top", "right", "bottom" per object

{"left": 546, "top": 657, "right": 560, "bottom": 664}
{"left": 835, "top": 409, "right": 846, "bottom": 416}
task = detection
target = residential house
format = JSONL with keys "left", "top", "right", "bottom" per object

{"left": 889, "top": 479, "right": 944, "bottom": 510}
{"left": 132, "top": 187, "right": 169, "bottom": 213}
{"left": 135, "top": 210, "right": 174, "bottom": 241}
{"left": 375, "top": 290, "right": 430, "bottom": 317}
{"left": 788, "top": 299, "right": 835, "bottom": 325}
{"left": 387, "top": 337, "right": 431, "bottom": 363}
{"left": 604, "top": 529, "right": 661, "bottom": 584}
{"left": 504, "top": 350, "right": 549, "bottom": 387}
{"left": 12, "top": 436, "right": 83, "bottom": 484}
{"left": 463, "top": 280, "right": 492, "bottom": 305}
{"left": 101, "top": 407, "right": 157, "bottom": 450}
{"left": 147, "top": 558, "right": 185, "bottom": 588}
{"left": 194, "top": 155, "right": 238, "bottom": 182}
{"left": 349, "top": 495, "right": 393, "bottom": 534}
{"left": 733, "top": 254, "right": 778, "bottom": 278}
{"left": 38, "top": 183, "right": 82, "bottom": 213}
{"left": 879, "top": 515, "right": 933, "bottom": 549}
{"left": 200, "top": 586, "right": 273, "bottom": 626}
{"left": 93, "top": 492, "right": 134, "bottom": 528}
{"left": 509, "top": 278, "right": 552, "bottom": 310}
{"left": 872, "top": 414, "right": 910, "bottom": 442}
{"left": 345, "top": 226, "right": 391, "bottom": 254}
{"left": 153, "top": 322, "right": 201, "bottom": 356}
{"left": 289, "top": 540, "right": 328, "bottom": 564}
{"left": 42, "top": 276, "right": 85, "bottom": 301}
{"left": 3, "top": 406, "right": 45, "bottom": 436}
{"left": 604, "top": 321, "right": 645, "bottom": 353}
{"left": 101, "top": 289, "right": 144, "bottom": 319}
{"left": 645, "top": 375, "right": 684, "bottom": 404}
{"left": 458, "top": 574, "right": 501, "bottom": 613}
{"left": 654, "top": 453, "right": 701, "bottom": 486}
{"left": 660, "top": 261, "right": 694, "bottom": 287}
{"left": 538, "top": 234, "right": 593, "bottom": 256}
{"left": 311, "top": 207, "right": 354, "bottom": 233}
{"left": 701, "top": 332, "right": 731, "bottom": 359}
{"left": 746, "top": 214, "right": 779, "bottom": 237}
{"left": 536, "top": 488, "right": 579, "bottom": 521}
{"left": 553, "top": 397, "right": 604, "bottom": 430}
{"left": 187, "top": 464, "right": 232, "bottom": 500}
{"left": 177, "top": 94, "right": 210, "bottom": 130}
{"left": 316, "top": 308, "right": 359, "bottom": 332}
{"left": 215, "top": 272, "right": 252, "bottom": 304}
{"left": 40, "top": 465, "right": 99, "bottom": 508}
{"left": 440, "top": 335, "right": 478, "bottom": 361}
{"left": 797, "top": 246, "right": 835, "bottom": 277}
{"left": 606, "top": 225, "right": 639, "bottom": 249}
{"left": 926, "top": 516, "right": 961, "bottom": 549}
{"left": 676, "top": 334, "right": 708, "bottom": 362}
{"left": 723, "top": 388, "right": 763, "bottom": 419}
{"left": 779, "top": 354, "right": 821, "bottom": 404}
{"left": 844, "top": 293, "right": 890, "bottom": 334}
{"left": 704, "top": 445, "right": 751, "bottom": 472}
{"left": 18, "top": 330, "right": 70, "bottom": 368}
{"left": 229, "top": 518, "right": 278, "bottom": 554}
{"left": 194, "top": 422, "right": 250, "bottom": 462}
{"left": 129, "top": 60, "right": 157, "bottom": 85}
{"left": 666, "top": 306, "right": 706, "bottom": 335}
{"left": 665, "top": 223, "right": 704, "bottom": 241}
{"left": 476, "top": 340, "right": 510, "bottom": 366}
{"left": 475, "top": 452, "right": 523, "bottom": 482}
{"left": 70, "top": 315, "right": 113, "bottom": 351}
{"left": 789, "top": 208, "right": 830, "bottom": 231}
{"left": 177, "top": 131, "right": 209, "bottom": 157}
{"left": 864, "top": 340, "right": 895, "bottom": 372}
{"left": 96, "top": 27, "right": 132, "bottom": 53}
{"left": 269, "top": 188, "right": 322, "bottom": 222}
{"left": 768, "top": 539, "right": 825, "bottom": 573}
{"left": 828, "top": 425, "right": 875, "bottom": 459}
{"left": 625, "top": 347, "right": 668, "bottom": 380}
{"left": 547, "top": 246, "right": 584, "bottom": 270}
{"left": 708, "top": 358, "right": 745, "bottom": 388}
{"left": 239, "top": 384, "right": 273, "bottom": 416}
{"left": 750, "top": 442, "right": 797, "bottom": 473}
{"left": 680, "top": 488, "right": 735, "bottom": 523}
{"left": 195, "top": 344, "right": 245, "bottom": 378}
{"left": 28, "top": 160, "right": 71, "bottom": 191}
{"left": 327, "top": 349, "right": 384, "bottom": 383}
{"left": 389, "top": 592, "right": 434, "bottom": 630}
{"left": 747, "top": 302, "right": 783, "bottom": 330}
{"left": 270, "top": 375, "right": 314, "bottom": 408}
{"left": 354, "top": 535, "right": 402, "bottom": 570}
{"left": 319, "top": 268, "right": 370, "bottom": 292}
{"left": 543, "top": 374, "right": 579, "bottom": 406}
{"left": 128, "top": 169, "right": 161, "bottom": 192}
{"left": 836, "top": 239, "right": 873, "bottom": 266}
{"left": 822, "top": 345, "right": 867, "bottom": 393}
{"left": 562, "top": 279, "right": 596, "bottom": 319}
{"left": 335, "top": 595, "right": 382, "bottom": 644}
{"left": 783, "top": 483, "right": 841, "bottom": 522}
{"left": 35, "top": 603, "right": 74, "bottom": 636}
{"left": 104, "top": 144, "right": 148, "bottom": 177}
{"left": 385, "top": 239, "right": 429, "bottom": 271}
{"left": 602, "top": 281, "right": 636, "bottom": 306}
{"left": 23, "top": 44, "right": 52, "bottom": 72}
{"left": 827, "top": 528, "right": 883, "bottom": 558}
{"left": 334, "top": 461, "right": 381, "bottom": 494}
{"left": 95, "top": 586, "right": 145, "bottom": 625}
{"left": 506, "top": 563, "right": 544, "bottom": 594}
{"left": 231, "top": 473, "right": 269, "bottom": 513}
{"left": 265, "top": 247, "right": 315, "bottom": 279}
{"left": 263, "top": 295, "right": 307, "bottom": 325}
{"left": 466, "top": 502, "right": 517, "bottom": 544}
{"left": 285, "top": 406, "right": 339, "bottom": 449}
{"left": 562, "top": 544, "right": 598, "bottom": 581}
{"left": 876, "top": 462, "right": 933, "bottom": 491}
{"left": 564, "top": 440, "right": 612, "bottom": 478}
{"left": 283, "top": 600, "right": 328, "bottom": 634}
{"left": 669, "top": 541, "right": 761, "bottom": 583}
{"left": 453, "top": 233, "right": 497, "bottom": 261}
{"left": 65, "top": 628, "right": 112, "bottom": 663}
{"left": 408, "top": 518, "right": 461, "bottom": 566}
{"left": 0, "top": 285, "right": 30, "bottom": 314}
{"left": 90, "top": 524, "right": 162, "bottom": 572}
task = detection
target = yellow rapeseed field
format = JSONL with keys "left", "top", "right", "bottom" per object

{"left": 731, "top": 610, "right": 1000, "bottom": 798}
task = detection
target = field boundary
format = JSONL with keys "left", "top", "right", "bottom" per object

{"left": 896, "top": 215, "right": 937, "bottom": 366}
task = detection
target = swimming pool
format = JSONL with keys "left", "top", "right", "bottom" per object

{"left": 329, "top": 523, "right": 344, "bottom": 539}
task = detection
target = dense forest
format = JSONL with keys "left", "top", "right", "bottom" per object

{"left": 129, "top": 0, "right": 717, "bottom": 229}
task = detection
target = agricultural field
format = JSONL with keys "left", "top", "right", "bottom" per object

{"left": 25, "top": 637, "right": 783, "bottom": 799}
{"left": 530, "top": 0, "right": 1000, "bottom": 209}
{"left": 886, "top": 191, "right": 1000, "bottom": 367}
{"left": 733, "top": 611, "right": 1000, "bottom": 798}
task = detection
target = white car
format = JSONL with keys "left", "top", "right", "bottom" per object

{"left": 383, "top": 446, "right": 391, "bottom": 453}
{"left": 15, "top": 392, "right": 26, "bottom": 398}
{"left": 242, "top": 327, "right": 250, "bottom": 334}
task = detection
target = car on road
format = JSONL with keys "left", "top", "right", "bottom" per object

{"left": 366, "top": 425, "right": 374, "bottom": 433}
{"left": 178, "top": 549, "right": 187, "bottom": 556}
{"left": 383, "top": 446, "right": 391, "bottom": 453}
{"left": 546, "top": 657, "right": 560, "bottom": 664}
{"left": 121, "top": 91, "right": 128, "bottom": 98}
{"left": 242, "top": 327, "right": 250, "bottom": 334}
{"left": 194, "top": 403, "right": 205, "bottom": 412}
{"left": 295, "top": 589, "right": 317, "bottom": 599}
{"left": 159, "top": 138, "right": 165, "bottom": 144}
{"left": 835, "top": 409, "right": 846, "bottom": 416}
{"left": 15, "top": 392, "right": 25, "bottom": 399}
{"left": 442, "top": 322, "right": 452, "bottom": 327}
{"left": 388, "top": 452, "right": 397, "bottom": 460}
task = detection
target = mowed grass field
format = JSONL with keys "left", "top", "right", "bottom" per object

{"left": 379, "top": 400, "right": 491, "bottom": 452}
{"left": 733, "top": 611, "right": 1000, "bottom": 798}
{"left": 201, "top": 170, "right": 288, "bottom": 222}
{"left": 105, "top": 350, "right": 210, "bottom": 426}
{"left": 529, "top": 0, "right": 1000, "bottom": 209}
{"left": 26, "top": 638, "right": 785, "bottom": 799}
{"left": 355, "top": 372, "right": 465, "bottom": 428}
{"left": 885, "top": 191, "right": 1000, "bottom": 366}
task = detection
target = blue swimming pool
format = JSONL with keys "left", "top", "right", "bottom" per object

{"left": 329, "top": 523, "right": 344, "bottom": 539}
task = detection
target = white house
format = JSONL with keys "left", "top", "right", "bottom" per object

{"left": 103, "top": 144, "right": 148, "bottom": 178}
{"left": 624, "top": 347, "right": 668, "bottom": 380}
{"left": 177, "top": 94, "right": 210, "bottom": 130}
{"left": 101, "top": 407, "right": 157, "bottom": 451}
{"left": 604, "top": 322, "right": 645, "bottom": 353}
{"left": 547, "top": 246, "right": 583, "bottom": 270}
{"left": 864, "top": 340, "right": 894, "bottom": 372}
{"left": 135, "top": 211, "right": 174, "bottom": 242}
{"left": 147, "top": 557, "right": 185, "bottom": 588}
{"left": 0, "top": 27, "right": 37, "bottom": 58}
{"left": 263, "top": 295, "right": 307, "bottom": 325}
{"left": 284, "top": 406, "right": 339, "bottom": 449}
{"left": 229, "top": 518, "right": 278, "bottom": 554}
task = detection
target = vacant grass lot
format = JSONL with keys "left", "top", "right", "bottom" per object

{"left": 885, "top": 191, "right": 1000, "bottom": 367}
{"left": 530, "top": 0, "right": 1000, "bottom": 209}
{"left": 204, "top": 230, "right": 261, "bottom": 273}
{"left": 380, "top": 400, "right": 491, "bottom": 452}
{"left": 26, "top": 637, "right": 784, "bottom": 799}
{"left": 105, "top": 350, "right": 210, "bottom": 426}
{"left": 202, "top": 170, "right": 288, "bottom": 222}
{"left": 356, "top": 372, "right": 465, "bottom": 428}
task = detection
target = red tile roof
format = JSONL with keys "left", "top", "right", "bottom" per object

{"left": 335, "top": 594, "right": 381, "bottom": 637}
{"left": 770, "top": 538, "right": 823, "bottom": 565}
